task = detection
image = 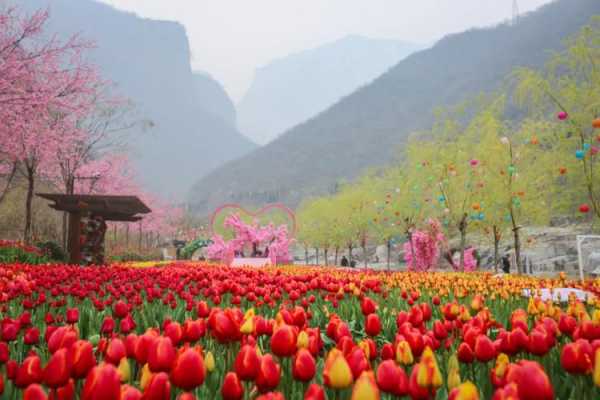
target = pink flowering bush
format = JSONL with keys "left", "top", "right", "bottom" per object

{"left": 403, "top": 219, "right": 445, "bottom": 271}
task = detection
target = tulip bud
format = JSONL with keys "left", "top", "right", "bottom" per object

{"left": 297, "top": 331, "right": 309, "bottom": 349}
{"left": 170, "top": 347, "right": 205, "bottom": 391}
{"left": 256, "top": 354, "right": 281, "bottom": 392}
{"left": 293, "top": 348, "right": 316, "bottom": 382}
{"left": 81, "top": 363, "right": 121, "bottom": 400}
{"left": 204, "top": 351, "right": 215, "bottom": 373}
{"left": 351, "top": 371, "right": 380, "bottom": 400}
{"left": 117, "top": 357, "right": 131, "bottom": 383}
{"left": 323, "top": 348, "right": 353, "bottom": 389}
{"left": 221, "top": 372, "right": 244, "bottom": 400}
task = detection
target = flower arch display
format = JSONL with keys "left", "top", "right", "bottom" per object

{"left": 207, "top": 204, "right": 296, "bottom": 266}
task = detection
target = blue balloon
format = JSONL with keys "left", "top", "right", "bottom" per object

{"left": 438, "top": 195, "right": 445, "bottom": 202}
{"left": 584, "top": 143, "right": 591, "bottom": 151}
{"left": 478, "top": 212, "right": 485, "bottom": 220}
{"left": 576, "top": 150, "right": 585, "bottom": 160}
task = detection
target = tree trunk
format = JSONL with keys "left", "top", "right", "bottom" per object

{"left": 324, "top": 249, "right": 328, "bottom": 266}
{"left": 407, "top": 231, "right": 417, "bottom": 270}
{"left": 458, "top": 214, "right": 468, "bottom": 271}
{"left": 513, "top": 226, "right": 522, "bottom": 274}
{"left": 138, "top": 222, "right": 143, "bottom": 252}
{"left": 315, "top": 248, "right": 319, "bottom": 265}
{"left": 24, "top": 167, "right": 35, "bottom": 244}
{"left": 304, "top": 247, "right": 309, "bottom": 265}
{"left": 334, "top": 247, "right": 339, "bottom": 265}
{"left": 362, "top": 243, "right": 368, "bottom": 268}
{"left": 125, "top": 224, "right": 129, "bottom": 248}
{"left": 386, "top": 239, "right": 391, "bottom": 270}
{"left": 348, "top": 244, "right": 353, "bottom": 261}
{"left": 493, "top": 226, "right": 501, "bottom": 273}
{"left": 0, "top": 161, "right": 16, "bottom": 205}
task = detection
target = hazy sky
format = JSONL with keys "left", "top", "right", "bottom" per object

{"left": 100, "top": 0, "right": 554, "bottom": 101}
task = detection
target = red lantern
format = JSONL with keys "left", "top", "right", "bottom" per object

{"left": 592, "top": 118, "right": 600, "bottom": 129}
{"left": 579, "top": 204, "right": 590, "bottom": 213}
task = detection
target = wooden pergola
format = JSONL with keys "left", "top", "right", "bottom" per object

{"left": 38, "top": 193, "right": 151, "bottom": 264}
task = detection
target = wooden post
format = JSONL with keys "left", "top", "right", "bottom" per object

{"left": 68, "top": 212, "right": 82, "bottom": 265}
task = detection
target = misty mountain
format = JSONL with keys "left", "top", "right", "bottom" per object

{"left": 238, "top": 36, "right": 421, "bottom": 144}
{"left": 193, "top": 72, "right": 236, "bottom": 127}
{"left": 24, "top": 0, "right": 255, "bottom": 197}
{"left": 190, "top": 0, "right": 600, "bottom": 215}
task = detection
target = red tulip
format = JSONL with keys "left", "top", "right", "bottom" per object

{"left": 105, "top": 338, "right": 127, "bottom": 365}
{"left": 120, "top": 385, "right": 142, "bottom": 400}
{"left": 81, "top": 363, "right": 121, "bottom": 400}
{"left": 197, "top": 301, "right": 210, "bottom": 318}
{"left": 170, "top": 347, "right": 205, "bottom": 391}
{"left": 65, "top": 308, "right": 79, "bottom": 324}
{"left": 49, "top": 378, "right": 75, "bottom": 400}
{"left": 24, "top": 327, "right": 40, "bottom": 345}
{"left": 16, "top": 354, "right": 43, "bottom": 388}
{"left": 559, "top": 314, "right": 577, "bottom": 336}
{"left": 346, "top": 346, "right": 369, "bottom": 380}
{"left": 143, "top": 372, "right": 171, "bottom": 400}
{"left": 24, "top": 384, "right": 48, "bottom": 400}
{"left": 44, "top": 348, "right": 71, "bottom": 388}
{"left": 256, "top": 392, "right": 284, "bottom": 400}
{"left": 147, "top": 337, "right": 176, "bottom": 372}
{"left": 164, "top": 321, "right": 183, "bottom": 346}
{"left": 505, "top": 360, "right": 554, "bottom": 400}
{"left": 208, "top": 309, "right": 241, "bottom": 343}
{"left": 48, "top": 327, "right": 78, "bottom": 354}
{"left": 100, "top": 317, "right": 115, "bottom": 335}
{"left": 474, "top": 335, "right": 496, "bottom": 362}
{"left": 304, "top": 383, "right": 325, "bottom": 400}
{"left": 433, "top": 320, "right": 448, "bottom": 340}
{"left": 69, "top": 340, "right": 96, "bottom": 379}
{"left": 271, "top": 324, "right": 297, "bottom": 357}
{"left": 365, "top": 314, "right": 382, "bottom": 337}
{"left": 561, "top": 339, "right": 593, "bottom": 374}
{"left": 361, "top": 297, "right": 377, "bottom": 315}
{"left": 113, "top": 301, "right": 129, "bottom": 319}
{"left": 221, "top": 372, "right": 244, "bottom": 400}
{"left": 376, "top": 359, "right": 408, "bottom": 396}
{"left": 177, "top": 393, "right": 196, "bottom": 400}
{"left": 256, "top": 354, "right": 281, "bottom": 393}
{"left": 292, "top": 348, "right": 316, "bottom": 382}
{"left": 0, "top": 341, "right": 9, "bottom": 363}
{"left": 134, "top": 332, "right": 157, "bottom": 365}
{"left": 528, "top": 328, "right": 550, "bottom": 356}
{"left": 182, "top": 319, "right": 205, "bottom": 342}
{"left": 234, "top": 344, "right": 261, "bottom": 381}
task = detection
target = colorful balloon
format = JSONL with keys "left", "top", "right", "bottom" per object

{"left": 557, "top": 111, "right": 568, "bottom": 120}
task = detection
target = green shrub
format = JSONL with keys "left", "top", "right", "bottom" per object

{"left": 36, "top": 241, "right": 67, "bottom": 262}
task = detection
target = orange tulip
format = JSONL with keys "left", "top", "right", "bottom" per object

{"left": 351, "top": 371, "right": 380, "bottom": 400}
{"left": 234, "top": 344, "right": 260, "bottom": 381}
{"left": 292, "top": 348, "right": 316, "bottom": 382}
{"left": 396, "top": 340, "right": 414, "bottom": 365}
{"left": 81, "top": 363, "right": 121, "bottom": 400}
{"left": 221, "top": 372, "right": 244, "bottom": 400}
{"left": 323, "top": 348, "right": 353, "bottom": 389}
{"left": 170, "top": 347, "right": 206, "bottom": 391}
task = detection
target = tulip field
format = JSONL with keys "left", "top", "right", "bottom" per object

{"left": 1, "top": 262, "right": 600, "bottom": 399}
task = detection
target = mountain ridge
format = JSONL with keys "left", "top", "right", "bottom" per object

{"left": 190, "top": 0, "right": 600, "bottom": 215}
